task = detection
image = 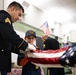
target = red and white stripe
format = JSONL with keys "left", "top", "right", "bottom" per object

{"left": 27, "top": 47, "right": 69, "bottom": 67}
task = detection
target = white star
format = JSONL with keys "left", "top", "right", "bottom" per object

{"left": 70, "top": 52, "right": 74, "bottom": 56}
{"left": 62, "top": 55, "right": 66, "bottom": 58}
{"left": 68, "top": 48, "right": 72, "bottom": 51}
{"left": 69, "top": 48, "right": 73, "bottom": 53}
{"left": 65, "top": 59, "right": 70, "bottom": 64}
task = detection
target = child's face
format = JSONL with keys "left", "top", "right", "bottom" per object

{"left": 25, "top": 36, "right": 36, "bottom": 44}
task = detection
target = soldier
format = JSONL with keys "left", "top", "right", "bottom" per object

{"left": 0, "top": 1, "right": 34, "bottom": 74}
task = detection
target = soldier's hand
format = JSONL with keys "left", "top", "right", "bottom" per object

{"left": 26, "top": 43, "right": 36, "bottom": 51}
{"left": 19, "top": 43, "right": 36, "bottom": 55}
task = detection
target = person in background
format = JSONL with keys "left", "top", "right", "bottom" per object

{"left": 0, "top": 1, "right": 35, "bottom": 75}
{"left": 17, "top": 30, "right": 44, "bottom": 75}
{"left": 42, "top": 35, "right": 65, "bottom": 75}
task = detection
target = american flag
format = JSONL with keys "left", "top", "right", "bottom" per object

{"left": 27, "top": 46, "right": 69, "bottom": 67}
{"left": 41, "top": 21, "right": 50, "bottom": 36}
{"left": 20, "top": 43, "right": 76, "bottom": 67}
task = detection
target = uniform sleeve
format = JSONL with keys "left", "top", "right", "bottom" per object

{"left": 0, "top": 15, "right": 28, "bottom": 51}
{"left": 7, "top": 30, "right": 28, "bottom": 50}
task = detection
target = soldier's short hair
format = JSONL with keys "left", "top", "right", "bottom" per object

{"left": 8, "top": 1, "right": 24, "bottom": 13}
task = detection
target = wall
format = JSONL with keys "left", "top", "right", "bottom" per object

{"left": 23, "top": 5, "right": 46, "bottom": 29}
{"left": 69, "top": 29, "right": 76, "bottom": 43}
{"left": 0, "top": 0, "right": 4, "bottom": 10}
{"left": 61, "top": 23, "right": 76, "bottom": 43}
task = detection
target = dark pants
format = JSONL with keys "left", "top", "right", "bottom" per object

{"left": 47, "top": 68, "right": 65, "bottom": 75}
{"left": 22, "top": 62, "right": 41, "bottom": 75}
